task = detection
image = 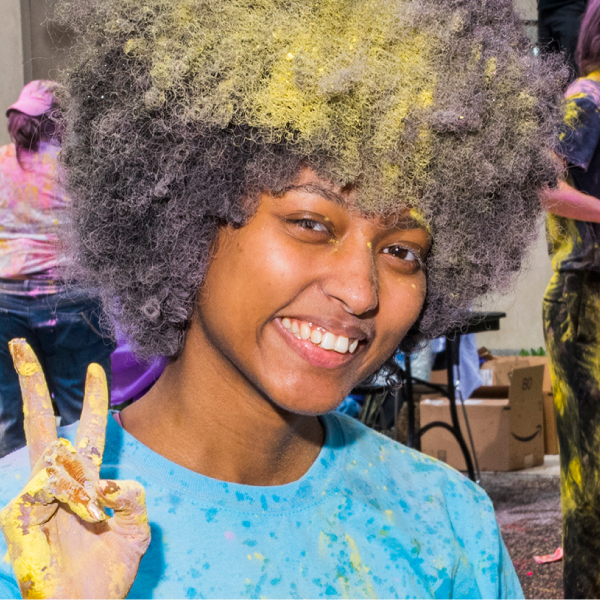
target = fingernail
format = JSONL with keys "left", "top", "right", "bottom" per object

{"left": 88, "top": 363, "right": 106, "bottom": 381}
{"left": 88, "top": 501, "right": 106, "bottom": 521}
{"left": 8, "top": 339, "right": 39, "bottom": 377}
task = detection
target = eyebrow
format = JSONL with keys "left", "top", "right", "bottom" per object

{"left": 279, "top": 183, "right": 348, "bottom": 207}
{"left": 278, "top": 183, "right": 427, "bottom": 231}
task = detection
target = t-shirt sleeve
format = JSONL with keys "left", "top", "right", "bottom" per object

{"left": 558, "top": 95, "right": 600, "bottom": 171}
{"left": 497, "top": 534, "right": 524, "bottom": 599}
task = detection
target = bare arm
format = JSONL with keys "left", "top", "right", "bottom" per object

{"left": 541, "top": 179, "right": 600, "bottom": 223}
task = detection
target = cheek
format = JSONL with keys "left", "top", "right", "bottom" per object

{"left": 204, "top": 229, "right": 313, "bottom": 322}
{"left": 378, "top": 275, "right": 426, "bottom": 342}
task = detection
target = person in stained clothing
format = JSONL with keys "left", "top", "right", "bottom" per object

{"left": 542, "top": 1, "right": 600, "bottom": 596}
{"left": 539, "top": 0, "right": 588, "bottom": 80}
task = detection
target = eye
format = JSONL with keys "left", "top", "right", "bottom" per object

{"left": 294, "top": 218, "right": 330, "bottom": 233}
{"left": 382, "top": 245, "right": 424, "bottom": 270}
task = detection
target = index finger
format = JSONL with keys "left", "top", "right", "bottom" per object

{"left": 75, "top": 363, "right": 108, "bottom": 475}
{"left": 8, "top": 338, "right": 57, "bottom": 469}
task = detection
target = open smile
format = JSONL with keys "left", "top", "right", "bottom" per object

{"left": 275, "top": 317, "right": 364, "bottom": 369}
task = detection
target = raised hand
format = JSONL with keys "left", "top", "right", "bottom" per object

{"left": 0, "top": 339, "right": 151, "bottom": 599}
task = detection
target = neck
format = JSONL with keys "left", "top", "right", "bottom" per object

{"left": 119, "top": 326, "right": 324, "bottom": 486}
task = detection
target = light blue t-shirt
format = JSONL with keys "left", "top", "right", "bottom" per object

{"left": 0, "top": 413, "right": 523, "bottom": 599}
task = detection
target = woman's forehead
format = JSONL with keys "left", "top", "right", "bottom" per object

{"left": 271, "top": 169, "right": 429, "bottom": 232}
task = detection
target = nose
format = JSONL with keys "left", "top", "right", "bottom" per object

{"left": 322, "top": 239, "right": 379, "bottom": 316}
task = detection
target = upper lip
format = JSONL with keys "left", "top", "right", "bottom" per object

{"left": 277, "top": 313, "right": 373, "bottom": 342}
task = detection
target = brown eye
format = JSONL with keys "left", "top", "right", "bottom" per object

{"left": 382, "top": 245, "right": 424, "bottom": 272}
{"left": 382, "top": 246, "right": 419, "bottom": 262}
{"left": 295, "top": 218, "right": 329, "bottom": 233}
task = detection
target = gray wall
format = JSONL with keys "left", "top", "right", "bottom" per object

{"left": 0, "top": 0, "right": 24, "bottom": 146}
{"left": 0, "top": 0, "right": 74, "bottom": 145}
{"left": 20, "top": 0, "right": 74, "bottom": 83}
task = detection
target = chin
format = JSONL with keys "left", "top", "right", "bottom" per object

{"left": 268, "top": 384, "right": 352, "bottom": 417}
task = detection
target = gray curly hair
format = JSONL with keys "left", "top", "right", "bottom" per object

{"left": 55, "top": 0, "right": 565, "bottom": 359}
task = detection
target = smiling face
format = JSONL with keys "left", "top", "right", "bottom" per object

{"left": 190, "top": 169, "right": 430, "bottom": 416}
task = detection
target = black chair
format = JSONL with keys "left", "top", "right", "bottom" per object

{"left": 353, "top": 312, "right": 506, "bottom": 482}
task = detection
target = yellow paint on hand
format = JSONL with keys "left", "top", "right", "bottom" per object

{"left": 15, "top": 362, "right": 39, "bottom": 378}
{"left": 384, "top": 510, "right": 394, "bottom": 523}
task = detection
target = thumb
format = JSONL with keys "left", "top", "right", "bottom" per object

{"left": 97, "top": 479, "right": 151, "bottom": 546}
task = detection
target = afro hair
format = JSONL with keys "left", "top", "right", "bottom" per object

{"left": 55, "top": 0, "right": 565, "bottom": 359}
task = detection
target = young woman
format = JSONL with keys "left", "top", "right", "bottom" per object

{"left": 541, "top": 0, "right": 600, "bottom": 595}
{"left": 0, "top": 0, "right": 562, "bottom": 597}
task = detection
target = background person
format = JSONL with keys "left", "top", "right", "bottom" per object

{"left": 541, "top": 0, "right": 600, "bottom": 595}
{"left": 0, "top": 80, "right": 114, "bottom": 458}
{"left": 539, "top": 0, "right": 588, "bottom": 80}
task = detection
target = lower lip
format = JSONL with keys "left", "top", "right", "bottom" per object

{"left": 274, "top": 319, "right": 359, "bottom": 369}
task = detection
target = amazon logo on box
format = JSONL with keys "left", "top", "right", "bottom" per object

{"left": 420, "top": 365, "right": 544, "bottom": 472}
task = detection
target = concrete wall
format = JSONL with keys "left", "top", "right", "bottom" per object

{"left": 475, "top": 221, "right": 553, "bottom": 353}
{"left": 21, "top": 0, "right": 75, "bottom": 83}
{"left": 0, "top": 0, "right": 75, "bottom": 144}
{"left": 0, "top": 0, "right": 24, "bottom": 146}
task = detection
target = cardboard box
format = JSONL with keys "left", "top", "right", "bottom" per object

{"left": 429, "top": 369, "right": 448, "bottom": 386}
{"left": 480, "top": 356, "right": 558, "bottom": 454}
{"left": 480, "top": 356, "right": 552, "bottom": 393}
{"left": 420, "top": 365, "right": 545, "bottom": 471}
{"left": 543, "top": 391, "right": 559, "bottom": 455}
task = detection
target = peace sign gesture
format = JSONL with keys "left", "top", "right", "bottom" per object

{"left": 0, "top": 339, "right": 150, "bottom": 599}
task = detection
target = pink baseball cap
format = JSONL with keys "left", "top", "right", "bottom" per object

{"left": 6, "top": 80, "right": 58, "bottom": 117}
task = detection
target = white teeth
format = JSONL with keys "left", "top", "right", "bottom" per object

{"left": 334, "top": 336, "right": 349, "bottom": 354}
{"left": 310, "top": 329, "right": 323, "bottom": 344}
{"left": 282, "top": 318, "right": 359, "bottom": 354}
{"left": 320, "top": 332, "right": 336, "bottom": 350}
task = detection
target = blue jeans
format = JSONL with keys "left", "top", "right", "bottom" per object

{"left": 0, "top": 282, "right": 115, "bottom": 457}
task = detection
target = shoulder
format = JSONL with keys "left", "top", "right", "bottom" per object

{"left": 327, "top": 412, "right": 493, "bottom": 514}
{"left": 563, "top": 77, "right": 600, "bottom": 124}
{"left": 0, "top": 144, "right": 17, "bottom": 166}
{"left": 325, "top": 414, "right": 516, "bottom": 596}
{"left": 566, "top": 77, "right": 600, "bottom": 106}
